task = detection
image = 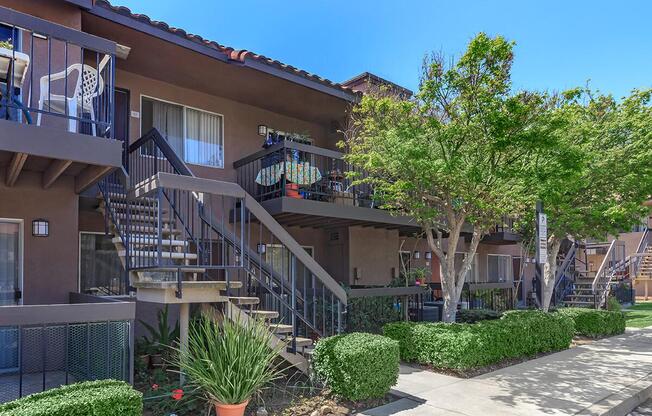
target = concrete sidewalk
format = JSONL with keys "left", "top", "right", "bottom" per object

{"left": 361, "top": 327, "right": 652, "bottom": 416}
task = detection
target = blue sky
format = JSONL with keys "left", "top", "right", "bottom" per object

{"left": 115, "top": 0, "right": 652, "bottom": 98}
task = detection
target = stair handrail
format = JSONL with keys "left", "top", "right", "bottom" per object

{"left": 630, "top": 227, "right": 650, "bottom": 279}
{"left": 553, "top": 240, "right": 577, "bottom": 306}
{"left": 592, "top": 239, "right": 626, "bottom": 307}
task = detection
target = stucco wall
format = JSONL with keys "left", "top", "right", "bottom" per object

{"left": 0, "top": 171, "right": 79, "bottom": 305}
{"left": 348, "top": 227, "right": 399, "bottom": 286}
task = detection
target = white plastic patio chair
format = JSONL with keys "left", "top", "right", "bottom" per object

{"left": 36, "top": 54, "right": 110, "bottom": 135}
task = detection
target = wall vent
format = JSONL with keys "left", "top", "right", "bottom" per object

{"left": 329, "top": 231, "right": 340, "bottom": 241}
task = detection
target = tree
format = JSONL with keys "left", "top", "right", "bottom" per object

{"left": 343, "top": 33, "right": 553, "bottom": 321}
{"left": 530, "top": 88, "right": 652, "bottom": 311}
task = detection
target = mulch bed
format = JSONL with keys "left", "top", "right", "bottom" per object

{"left": 258, "top": 389, "right": 397, "bottom": 416}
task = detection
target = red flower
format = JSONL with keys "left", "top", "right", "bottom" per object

{"left": 151, "top": 384, "right": 159, "bottom": 391}
{"left": 171, "top": 389, "right": 184, "bottom": 401}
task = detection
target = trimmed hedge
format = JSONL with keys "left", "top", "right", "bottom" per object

{"left": 457, "top": 309, "right": 502, "bottom": 323}
{"left": 556, "top": 308, "right": 626, "bottom": 338}
{"left": 383, "top": 310, "right": 574, "bottom": 370}
{"left": 0, "top": 380, "right": 142, "bottom": 416}
{"left": 313, "top": 332, "right": 399, "bottom": 401}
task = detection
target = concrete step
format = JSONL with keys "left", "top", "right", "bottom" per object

{"left": 270, "top": 324, "right": 294, "bottom": 334}
{"left": 285, "top": 336, "right": 313, "bottom": 348}
{"left": 119, "top": 250, "right": 198, "bottom": 260}
{"left": 114, "top": 236, "right": 188, "bottom": 247}
{"left": 108, "top": 203, "right": 166, "bottom": 215}
{"left": 137, "top": 266, "right": 207, "bottom": 274}
{"left": 248, "top": 310, "right": 280, "bottom": 320}
{"left": 122, "top": 225, "right": 182, "bottom": 235}
{"left": 114, "top": 213, "right": 171, "bottom": 223}
{"left": 102, "top": 193, "right": 158, "bottom": 204}
{"left": 229, "top": 296, "right": 260, "bottom": 306}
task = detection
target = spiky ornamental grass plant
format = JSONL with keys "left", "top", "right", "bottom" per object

{"left": 176, "top": 314, "right": 285, "bottom": 406}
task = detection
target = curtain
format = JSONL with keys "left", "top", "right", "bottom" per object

{"left": 185, "top": 108, "right": 223, "bottom": 167}
{"left": 488, "top": 255, "right": 512, "bottom": 283}
{"left": 151, "top": 99, "right": 184, "bottom": 158}
{"left": 0, "top": 222, "right": 18, "bottom": 306}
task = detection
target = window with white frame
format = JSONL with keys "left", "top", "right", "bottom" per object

{"left": 141, "top": 97, "right": 224, "bottom": 168}
{"left": 453, "top": 252, "right": 477, "bottom": 282}
{"left": 487, "top": 254, "right": 513, "bottom": 283}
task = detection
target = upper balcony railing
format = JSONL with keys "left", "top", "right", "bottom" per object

{"left": 234, "top": 140, "right": 377, "bottom": 208}
{"left": 0, "top": 7, "right": 115, "bottom": 139}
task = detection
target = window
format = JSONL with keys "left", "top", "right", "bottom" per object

{"left": 0, "top": 220, "right": 22, "bottom": 306}
{"left": 454, "top": 252, "right": 477, "bottom": 282}
{"left": 487, "top": 254, "right": 513, "bottom": 283}
{"left": 79, "top": 233, "right": 126, "bottom": 295}
{"left": 266, "top": 245, "right": 313, "bottom": 283}
{"left": 141, "top": 97, "right": 224, "bottom": 168}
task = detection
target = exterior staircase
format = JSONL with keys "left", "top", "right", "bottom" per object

{"left": 97, "top": 129, "right": 346, "bottom": 372}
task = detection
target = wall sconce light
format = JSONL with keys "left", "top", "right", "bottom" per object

{"left": 425, "top": 252, "right": 432, "bottom": 260}
{"left": 413, "top": 251, "right": 420, "bottom": 259}
{"left": 257, "top": 243, "right": 267, "bottom": 254}
{"left": 391, "top": 267, "right": 398, "bottom": 279}
{"left": 258, "top": 125, "right": 268, "bottom": 136}
{"left": 353, "top": 267, "right": 361, "bottom": 281}
{"left": 32, "top": 219, "right": 49, "bottom": 237}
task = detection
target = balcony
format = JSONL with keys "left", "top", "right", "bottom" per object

{"left": 482, "top": 216, "right": 521, "bottom": 245}
{"left": 0, "top": 293, "right": 134, "bottom": 403}
{"left": 234, "top": 140, "right": 419, "bottom": 233}
{"left": 0, "top": 6, "right": 122, "bottom": 191}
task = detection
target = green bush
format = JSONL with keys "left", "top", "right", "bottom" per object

{"left": 556, "top": 308, "right": 625, "bottom": 338}
{"left": 313, "top": 332, "right": 399, "bottom": 401}
{"left": 457, "top": 309, "right": 502, "bottom": 323}
{"left": 383, "top": 310, "right": 574, "bottom": 370}
{"left": 0, "top": 380, "right": 142, "bottom": 416}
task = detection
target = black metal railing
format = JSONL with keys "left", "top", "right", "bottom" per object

{"left": 428, "top": 282, "right": 517, "bottom": 312}
{"left": 0, "top": 298, "right": 134, "bottom": 403}
{"left": 234, "top": 141, "right": 377, "bottom": 208}
{"left": 552, "top": 241, "right": 579, "bottom": 306}
{"left": 101, "top": 129, "right": 347, "bottom": 351}
{"left": 345, "top": 286, "right": 428, "bottom": 333}
{"left": 0, "top": 7, "right": 115, "bottom": 138}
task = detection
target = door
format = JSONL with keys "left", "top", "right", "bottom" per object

{"left": 0, "top": 220, "right": 21, "bottom": 373}
{"left": 0, "top": 221, "right": 21, "bottom": 305}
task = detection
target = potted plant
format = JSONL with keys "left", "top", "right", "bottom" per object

{"left": 176, "top": 314, "right": 284, "bottom": 416}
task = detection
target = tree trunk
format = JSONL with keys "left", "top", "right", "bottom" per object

{"left": 541, "top": 237, "right": 562, "bottom": 312}
{"left": 426, "top": 223, "right": 484, "bottom": 323}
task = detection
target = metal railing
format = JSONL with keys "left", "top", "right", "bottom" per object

{"left": 345, "top": 286, "right": 428, "bottom": 334}
{"left": 552, "top": 241, "right": 579, "bottom": 306}
{"left": 102, "top": 129, "right": 347, "bottom": 351}
{"left": 428, "top": 282, "right": 517, "bottom": 312}
{"left": 592, "top": 240, "right": 627, "bottom": 308}
{"left": 234, "top": 140, "right": 376, "bottom": 208}
{"left": 0, "top": 6, "right": 115, "bottom": 138}
{"left": 0, "top": 297, "right": 134, "bottom": 403}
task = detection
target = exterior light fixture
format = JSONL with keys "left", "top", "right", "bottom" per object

{"left": 257, "top": 243, "right": 267, "bottom": 254}
{"left": 425, "top": 252, "right": 432, "bottom": 260}
{"left": 413, "top": 251, "right": 420, "bottom": 259}
{"left": 32, "top": 219, "right": 49, "bottom": 237}
{"left": 258, "top": 124, "right": 268, "bottom": 136}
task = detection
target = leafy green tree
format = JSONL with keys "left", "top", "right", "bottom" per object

{"left": 530, "top": 88, "right": 652, "bottom": 311}
{"left": 343, "top": 33, "right": 553, "bottom": 321}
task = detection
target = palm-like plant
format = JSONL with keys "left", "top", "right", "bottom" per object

{"left": 140, "top": 305, "right": 180, "bottom": 353}
{"left": 177, "top": 313, "right": 284, "bottom": 407}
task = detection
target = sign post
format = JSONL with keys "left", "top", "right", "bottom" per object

{"left": 535, "top": 201, "right": 546, "bottom": 305}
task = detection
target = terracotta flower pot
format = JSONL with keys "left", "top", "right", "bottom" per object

{"left": 214, "top": 400, "right": 249, "bottom": 416}
{"left": 285, "top": 183, "right": 302, "bottom": 199}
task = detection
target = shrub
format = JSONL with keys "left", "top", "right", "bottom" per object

{"left": 383, "top": 310, "right": 574, "bottom": 370}
{"left": 556, "top": 308, "right": 626, "bottom": 338}
{"left": 607, "top": 296, "right": 622, "bottom": 312}
{"left": 457, "top": 309, "right": 502, "bottom": 323}
{"left": 0, "top": 380, "right": 142, "bottom": 416}
{"left": 313, "top": 332, "right": 399, "bottom": 401}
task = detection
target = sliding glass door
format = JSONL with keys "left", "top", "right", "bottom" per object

{"left": 0, "top": 221, "right": 21, "bottom": 306}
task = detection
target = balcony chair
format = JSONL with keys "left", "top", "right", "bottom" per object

{"left": 36, "top": 54, "right": 110, "bottom": 135}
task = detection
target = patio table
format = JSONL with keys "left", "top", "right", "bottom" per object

{"left": 255, "top": 160, "right": 322, "bottom": 186}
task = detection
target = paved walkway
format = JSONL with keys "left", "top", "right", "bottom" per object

{"left": 361, "top": 327, "right": 652, "bottom": 416}
{"left": 629, "top": 398, "right": 652, "bottom": 416}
